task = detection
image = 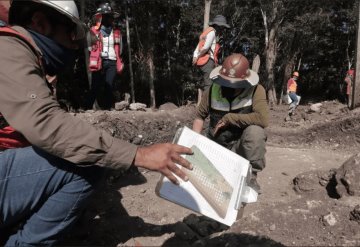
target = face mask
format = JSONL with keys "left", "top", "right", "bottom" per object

{"left": 100, "top": 25, "right": 113, "bottom": 37}
{"left": 221, "top": 87, "right": 236, "bottom": 98}
{"left": 28, "top": 30, "right": 76, "bottom": 76}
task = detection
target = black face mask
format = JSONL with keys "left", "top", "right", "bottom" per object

{"left": 221, "top": 87, "right": 236, "bottom": 99}
{"left": 28, "top": 30, "right": 76, "bottom": 76}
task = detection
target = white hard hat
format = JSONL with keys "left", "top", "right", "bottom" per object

{"left": 11, "top": 0, "right": 86, "bottom": 40}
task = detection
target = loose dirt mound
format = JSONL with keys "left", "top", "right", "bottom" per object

{"left": 268, "top": 101, "right": 360, "bottom": 153}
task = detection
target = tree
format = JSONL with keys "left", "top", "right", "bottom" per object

{"left": 204, "top": 0, "right": 212, "bottom": 30}
{"left": 259, "top": 0, "right": 285, "bottom": 107}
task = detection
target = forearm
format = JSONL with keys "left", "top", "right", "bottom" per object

{"left": 0, "top": 36, "right": 137, "bottom": 169}
{"left": 223, "top": 112, "right": 268, "bottom": 129}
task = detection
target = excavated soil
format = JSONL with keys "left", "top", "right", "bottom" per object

{"left": 53, "top": 101, "right": 360, "bottom": 246}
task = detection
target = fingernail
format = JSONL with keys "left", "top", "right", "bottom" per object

{"left": 184, "top": 176, "right": 189, "bottom": 181}
{"left": 189, "top": 164, "right": 194, "bottom": 170}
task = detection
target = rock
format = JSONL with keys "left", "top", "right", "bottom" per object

{"left": 129, "top": 103, "right": 147, "bottom": 111}
{"left": 174, "top": 222, "right": 197, "bottom": 240}
{"left": 131, "top": 135, "right": 143, "bottom": 145}
{"left": 350, "top": 205, "right": 360, "bottom": 224}
{"left": 115, "top": 101, "right": 129, "bottom": 111}
{"left": 183, "top": 214, "right": 200, "bottom": 227}
{"left": 119, "top": 234, "right": 174, "bottom": 247}
{"left": 335, "top": 153, "right": 360, "bottom": 197}
{"left": 159, "top": 102, "right": 178, "bottom": 111}
{"left": 293, "top": 170, "right": 331, "bottom": 194}
{"left": 309, "top": 103, "right": 322, "bottom": 113}
{"left": 321, "top": 212, "right": 337, "bottom": 226}
{"left": 269, "top": 224, "right": 276, "bottom": 231}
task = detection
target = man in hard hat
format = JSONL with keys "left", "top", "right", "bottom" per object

{"left": 285, "top": 71, "right": 301, "bottom": 121}
{"left": 193, "top": 15, "right": 230, "bottom": 104}
{"left": 0, "top": 1, "right": 192, "bottom": 245}
{"left": 192, "top": 53, "right": 269, "bottom": 193}
{"left": 87, "top": 2, "right": 124, "bottom": 110}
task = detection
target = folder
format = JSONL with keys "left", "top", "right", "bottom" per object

{"left": 155, "top": 127, "right": 258, "bottom": 226}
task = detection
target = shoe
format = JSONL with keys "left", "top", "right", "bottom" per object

{"left": 248, "top": 177, "right": 262, "bottom": 194}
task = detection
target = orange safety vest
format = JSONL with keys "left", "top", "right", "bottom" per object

{"left": 196, "top": 27, "right": 221, "bottom": 66}
{"left": 0, "top": 0, "right": 10, "bottom": 23}
{"left": 287, "top": 78, "right": 297, "bottom": 93}
{"left": 0, "top": 26, "right": 43, "bottom": 150}
{"left": 89, "top": 24, "right": 124, "bottom": 74}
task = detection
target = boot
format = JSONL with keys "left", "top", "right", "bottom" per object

{"left": 248, "top": 173, "right": 262, "bottom": 194}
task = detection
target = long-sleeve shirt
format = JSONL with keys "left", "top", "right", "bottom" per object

{"left": 193, "top": 30, "right": 216, "bottom": 60}
{"left": 195, "top": 85, "right": 269, "bottom": 129}
{"left": 0, "top": 26, "right": 137, "bottom": 169}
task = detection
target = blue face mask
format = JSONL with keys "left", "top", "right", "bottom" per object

{"left": 100, "top": 25, "right": 112, "bottom": 37}
{"left": 28, "top": 30, "right": 76, "bottom": 76}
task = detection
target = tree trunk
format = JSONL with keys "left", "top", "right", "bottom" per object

{"left": 352, "top": 0, "right": 360, "bottom": 109}
{"left": 166, "top": 0, "right": 172, "bottom": 79}
{"left": 126, "top": 6, "right": 135, "bottom": 103}
{"left": 279, "top": 55, "right": 296, "bottom": 104}
{"left": 265, "top": 28, "right": 278, "bottom": 107}
{"left": 148, "top": 52, "right": 156, "bottom": 108}
{"left": 252, "top": 55, "right": 261, "bottom": 73}
{"left": 79, "top": 0, "right": 85, "bottom": 21}
{"left": 204, "top": 0, "right": 212, "bottom": 30}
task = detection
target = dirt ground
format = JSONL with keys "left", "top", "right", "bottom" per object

{"left": 60, "top": 101, "right": 360, "bottom": 246}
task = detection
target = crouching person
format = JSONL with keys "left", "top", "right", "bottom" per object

{"left": 192, "top": 53, "right": 269, "bottom": 193}
{"left": 0, "top": 1, "right": 193, "bottom": 245}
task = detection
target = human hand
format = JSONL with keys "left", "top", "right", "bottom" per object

{"left": 214, "top": 120, "right": 227, "bottom": 135}
{"left": 134, "top": 143, "right": 193, "bottom": 185}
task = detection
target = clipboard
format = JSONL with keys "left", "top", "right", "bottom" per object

{"left": 155, "top": 127, "right": 258, "bottom": 226}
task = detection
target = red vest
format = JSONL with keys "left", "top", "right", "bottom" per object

{"left": 196, "top": 27, "right": 221, "bottom": 66}
{"left": 89, "top": 25, "right": 124, "bottom": 74}
{"left": 0, "top": 27, "right": 42, "bottom": 150}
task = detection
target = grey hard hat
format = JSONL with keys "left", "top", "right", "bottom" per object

{"left": 96, "top": 2, "right": 119, "bottom": 18}
{"left": 209, "top": 15, "right": 230, "bottom": 28}
{"left": 10, "top": 0, "right": 87, "bottom": 40}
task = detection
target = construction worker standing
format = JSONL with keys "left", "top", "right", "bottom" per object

{"left": 86, "top": 2, "right": 124, "bottom": 110}
{"left": 344, "top": 68, "right": 355, "bottom": 107}
{"left": 285, "top": 71, "right": 301, "bottom": 121}
{"left": 0, "top": 1, "right": 192, "bottom": 245}
{"left": 193, "top": 15, "right": 230, "bottom": 104}
{"left": 192, "top": 53, "right": 269, "bottom": 193}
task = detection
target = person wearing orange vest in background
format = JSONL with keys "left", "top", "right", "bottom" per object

{"left": 285, "top": 71, "right": 301, "bottom": 120}
{"left": 344, "top": 68, "right": 355, "bottom": 106}
{"left": 193, "top": 15, "right": 230, "bottom": 104}
{"left": 0, "top": 1, "right": 193, "bottom": 245}
{"left": 86, "top": 2, "right": 124, "bottom": 110}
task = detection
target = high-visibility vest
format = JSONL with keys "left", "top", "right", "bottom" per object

{"left": 0, "top": 26, "right": 43, "bottom": 150}
{"left": 196, "top": 27, "right": 221, "bottom": 66}
{"left": 287, "top": 78, "right": 297, "bottom": 92}
{"left": 89, "top": 25, "right": 124, "bottom": 74}
{"left": 209, "top": 84, "right": 255, "bottom": 127}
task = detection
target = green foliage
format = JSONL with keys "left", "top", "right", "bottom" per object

{"left": 60, "top": 0, "right": 358, "bottom": 108}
